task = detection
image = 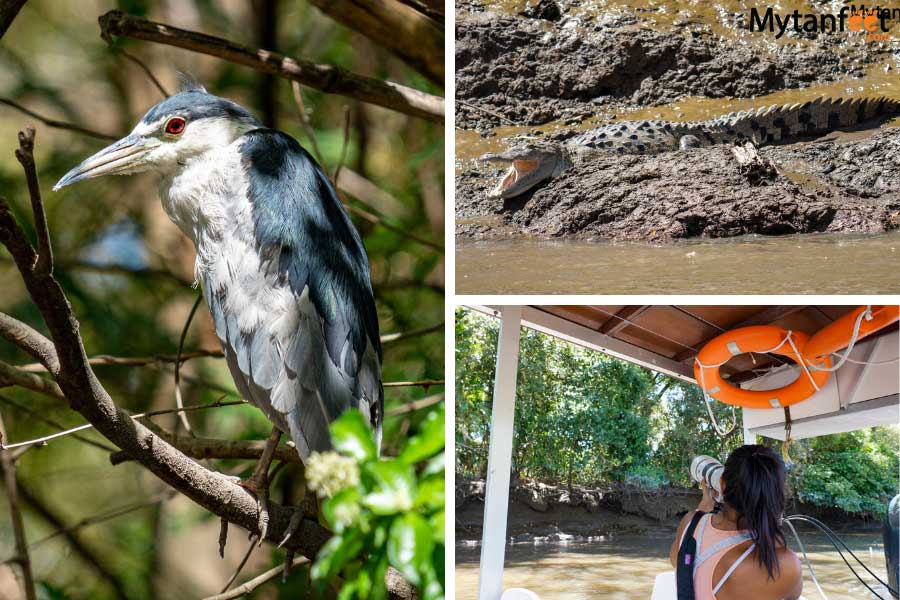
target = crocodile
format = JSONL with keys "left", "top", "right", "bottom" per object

{"left": 480, "top": 96, "right": 900, "bottom": 199}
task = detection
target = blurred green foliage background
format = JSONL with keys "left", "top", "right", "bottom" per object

{"left": 455, "top": 308, "right": 899, "bottom": 517}
{"left": 0, "top": 1, "right": 443, "bottom": 598}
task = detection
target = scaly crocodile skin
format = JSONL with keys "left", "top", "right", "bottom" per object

{"left": 570, "top": 97, "right": 900, "bottom": 154}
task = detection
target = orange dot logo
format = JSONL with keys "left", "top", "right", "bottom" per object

{"left": 849, "top": 11, "right": 880, "bottom": 32}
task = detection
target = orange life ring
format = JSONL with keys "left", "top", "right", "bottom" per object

{"left": 803, "top": 305, "right": 899, "bottom": 362}
{"left": 694, "top": 325, "right": 831, "bottom": 410}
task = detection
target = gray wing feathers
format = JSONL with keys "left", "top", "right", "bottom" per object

{"left": 206, "top": 281, "right": 366, "bottom": 460}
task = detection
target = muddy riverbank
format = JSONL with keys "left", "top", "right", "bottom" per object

{"left": 456, "top": 125, "right": 900, "bottom": 242}
{"left": 456, "top": 477, "right": 886, "bottom": 542}
{"left": 455, "top": 5, "right": 896, "bottom": 129}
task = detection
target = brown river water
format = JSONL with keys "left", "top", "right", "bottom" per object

{"left": 456, "top": 232, "right": 900, "bottom": 294}
{"left": 455, "top": 529, "right": 894, "bottom": 599}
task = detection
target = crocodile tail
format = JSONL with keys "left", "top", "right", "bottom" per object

{"left": 714, "top": 96, "right": 900, "bottom": 144}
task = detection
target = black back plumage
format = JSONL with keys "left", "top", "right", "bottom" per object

{"left": 241, "top": 129, "right": 382, "bottom": 369}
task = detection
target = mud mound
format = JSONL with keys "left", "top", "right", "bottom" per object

{"left": 455, "top": 477, "right": 879, "bottom": 540}
{"left": 455, "top": 12, "right": 884, "bottom": 129}
{"left": 456, "top": 127, "right": 900, "bottom": 241}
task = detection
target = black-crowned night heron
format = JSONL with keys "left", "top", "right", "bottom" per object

{"left": 55, "top": 82, "right": 383, "bottom": 539}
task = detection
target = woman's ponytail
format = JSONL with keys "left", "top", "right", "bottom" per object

{"left": 722, "top": 445, "right": 787, "bottom": 580}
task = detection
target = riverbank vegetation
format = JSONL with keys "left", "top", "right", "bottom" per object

{"left": 455, "top": 308, "right": 899, "bottom": 518}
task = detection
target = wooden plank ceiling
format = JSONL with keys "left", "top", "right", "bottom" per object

{"left": 533, "top": 306, "right": 897, "bottom": 383}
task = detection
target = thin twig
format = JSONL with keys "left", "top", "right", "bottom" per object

{"left": 220, "top": 534, "right": 259, "bottom": 594}
{"left": 383, "top": 379, "right": 443, "bottom": 388}
{"left": 16, "top": 481, "right": 130, "bottom": 598}
{"left": 0, "top": 98, "right": 118, "bottom": 140}
{"left": 380, "top": 321, "right": 442, "bottom": 344}
{"left": 457, "top": 99, "right": 518, "bottom": 126}
{"left": 98, "top": 10, "right": 443, "bottom": 122}
{"left": 16, "top": 318, "right": 437, "bottom": 372}
{"left": 19, "top": 350, "right": 223, "bottom": 372}
{"left": 0, "top": 413, "right": 37, "bottom": 600}
{"left": 347, "top": 204, "right": 442, "bottom": 251}
{"left": 109, "top": 423, "right": 301, "bottom": 466}
{"left": 384, "top": 392, "right": 443, "bottom": 418}
{"left": 29, "top": 490, "right": 175, "bottom": 547}
{"left": 1, "top": 422, "right": 94, "bottom": 451}
{"left": 290, "top": 81, "right": 323, "bottom": 164}
{"left": 118, "top": 48, "right": 170, "bottom": 98}
{"left": 174, "top": 292, "right": 203, "bottom": 435}
{"left": 218, "top": 519, "right": 229, "bottom": 559}
{"left": 0, "top": 394, "right": 117, "bottom": 453}
{"left": 0, "top": 395, "right": 247, "bottom": 452}
{"left": 0, "top": 358, "right": 64, "bottom": 400}
{"left": 202, "top": 555, "right": 310, "bottom": 600}
{"left": 333, "top": 105, "right": 351, "bottom": 187}
{"left": 14, "top": 127, "right": 52, "bottom": 275}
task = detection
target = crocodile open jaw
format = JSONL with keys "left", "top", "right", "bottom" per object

{"left": 489, "top": 159, "right": 539, "bottom": 198}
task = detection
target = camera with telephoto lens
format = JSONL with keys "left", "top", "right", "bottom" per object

{"left": 690, "top": 455, "right": 724, "bottom": 501}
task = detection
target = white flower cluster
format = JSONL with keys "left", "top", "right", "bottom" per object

{"left": 306, "top": 450, "right": 361, "bottom": 498}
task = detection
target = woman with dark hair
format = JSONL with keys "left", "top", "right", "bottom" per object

{"left": 668, "top": 445, "right": 803, "bottom": 599}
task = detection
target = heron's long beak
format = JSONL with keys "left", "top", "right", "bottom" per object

{"left": 53, "top": 135, "right": 154, "bottom": 190}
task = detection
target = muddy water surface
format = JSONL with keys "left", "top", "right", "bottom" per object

{"left": 456, "top": 232, "right": 900, "bottom": 294}
{"left": 455, "top": 529, "right": 892, "bottom": 599}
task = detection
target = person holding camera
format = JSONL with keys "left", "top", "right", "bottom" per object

{"left": 668, "top": 445, "right": 804, "bottom": 600}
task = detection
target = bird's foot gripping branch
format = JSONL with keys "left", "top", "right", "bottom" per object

{"left": 0, "top": 128, "right": 417, "bottom": 599}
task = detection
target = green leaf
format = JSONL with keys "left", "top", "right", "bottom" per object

{"left": 337, "top": 581, "right": 358, "bottom": 600}
{"left": 423, "top": 452, "right": 445, "bottom": 477}
{"left": 322, "top": 486, "right": 363, "bottom": 533}
{"left": 311, "top": 529, "right": 365, "bottom": 589}
{"left": 429, "top": 509, "right": 445, "bottom": 544}
{"left": 421, "top": 568, "right": 445, "bottom": 600}
{"left": 399, "top": 408, "right": 445, "bottom": 464}
{"left": 354, "top": 564, "right": 374, "bottom": 599}
{"left": 331, "top": 410, "right": 378, "bottom": 462}
{"left": 414, "top": 474, "right": 444, "bottom": 510}
{"left": 387, "top": 512, "right": 433, "bottom": 586}
{"left": 363, "top": 461, "right": 416, "bottom": 515}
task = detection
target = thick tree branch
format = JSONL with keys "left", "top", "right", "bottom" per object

{"left": 393, "top": 0, "right": 444, "bottom": 24}
{"left": 305, "top": 0, "right": 442, "bottom": 84}
{"left": 0, "top": 413, "right": 36, "bottom": 600}
{"left": 0, "top": 358, "right": 64, "bottom": 400}
{"left": 110, "top": 427, "right": 301, "bottom": 466}
{"left": 0, "top": 312, "right": 59, "bottom": 374}
{"left": 98, "top": 10, "right": 443, "bottom": 123}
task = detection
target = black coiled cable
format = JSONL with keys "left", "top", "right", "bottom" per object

{"left": 784, "top": 514, "right": 898, "bottom": 600}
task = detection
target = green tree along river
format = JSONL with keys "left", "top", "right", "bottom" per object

{"left": 455, "top": 308, "right": 899, "bottom": 516}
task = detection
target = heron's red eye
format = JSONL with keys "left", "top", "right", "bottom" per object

{"left": 165, "top": 117, "right": 186, "bottom": 135}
